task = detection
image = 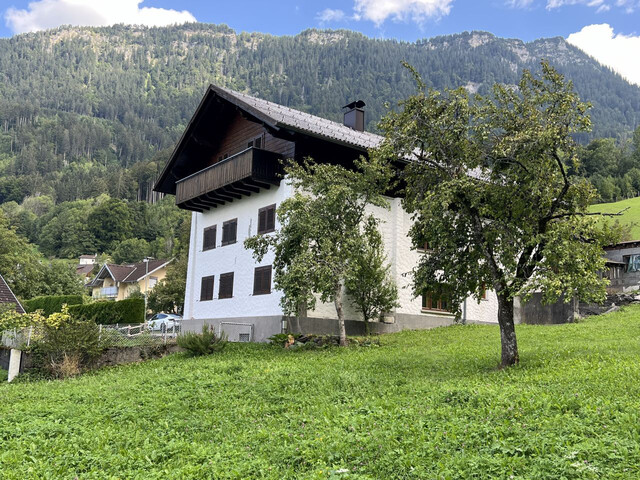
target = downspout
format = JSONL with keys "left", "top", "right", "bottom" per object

{"left": 462, "top": 298, "right": 467, "bottom": 325}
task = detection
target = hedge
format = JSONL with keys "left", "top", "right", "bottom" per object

{"left": 23, "top": 295, "right": 84, "bottom": 316}
{"left": 68, "top": 298, "right": 145, "bottom": 325}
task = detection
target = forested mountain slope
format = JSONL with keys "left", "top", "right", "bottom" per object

{"left": 1, "top": 23, "right": 639, "bottom": 206}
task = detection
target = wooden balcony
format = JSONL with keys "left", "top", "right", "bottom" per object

{"left": 175, "top": 147, "right": 283, "bottom": 212}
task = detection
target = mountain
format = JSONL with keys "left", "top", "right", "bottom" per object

{"left": 0, "top": 23, "right": 639, "bottom": 207}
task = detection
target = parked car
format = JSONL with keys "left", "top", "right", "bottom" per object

{"left": 147, "top": 313, "right": 182, "bottom": 333}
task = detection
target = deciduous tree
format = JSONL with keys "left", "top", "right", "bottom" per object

{"left": 378, "top": 62, "right": 620, "bottom": 367}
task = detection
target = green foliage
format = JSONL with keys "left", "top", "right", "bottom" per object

{"left": 588, "top": 195, "right": 640, "bottom": 238}
{"left": 177, "top": 325, "right": 227, "bottom": 356}
{"left": 345, "top": 222, "right": 399, "bottom": 335}
{"left": 23, "top": 295, "right": 84, "bottom": 316}
{"left": 1, "top": 308, "right": 640, "bottom": 476}
{"left": 68, "top": 298, "right": 144, "bottom": 325}
{"left": 380, "top": 62, "right": 622, "bottom": 366}
{"left": 147, "top": 255, "right": 187, "bottom": 314}
{"left": 245, "top": 156, "right": 394, "bottom": 346}
{"left": 88, "top": 198, "right": 134, "bottom": 252}
{"left": 31, "top": 319, "right": 102, "bottom": 377}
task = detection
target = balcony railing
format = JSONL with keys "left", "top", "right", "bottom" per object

{"left": 98, "top": 286, "right": 118, "bottom": 299}
{"left": 176, "top": 147, "right": 283, "bottom": 212}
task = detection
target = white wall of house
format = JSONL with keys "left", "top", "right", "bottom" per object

{"left": 183, "top": 185, "right": 499, "bottom": 326}
{"left": 183, "top": 182, "right": 292, "bottom": 321}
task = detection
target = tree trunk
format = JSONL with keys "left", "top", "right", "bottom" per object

{"left": 363, "top": 317, "right": 371, "bottom": 336}
{"left": 497, "top": 293, "right": 519, "bottom": 367}
{"left": 334, "top": 283, "right": 348, "bottom": 347}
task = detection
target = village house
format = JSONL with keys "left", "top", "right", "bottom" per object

{"left": 154, "top": 85, "right": 499, "bottom": 341}
{"left": 0, "top": 273, "right": 25, "bottom": 314}
{"left": 603, "top": 240, "right": 640, "bottom": 293}
{"left": 88, "top": 259, "right": 171, "bottom": 301}
{"left": 76, "top": 254, "right": 97, "bottom": 284}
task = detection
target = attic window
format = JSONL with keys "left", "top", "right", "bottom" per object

{"left": 203, "top": 225, "right": 217, "bottom": 251}
{"left": 248, "top": 135, "right": 263, "bottom": 149}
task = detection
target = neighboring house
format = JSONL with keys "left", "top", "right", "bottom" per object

{"left": 153, "top": 85, "right": 499, "bottom": 342}
{"left": 603, "top": 240, "right": 640, "bottom": 293}
{"left": 88, "top": 260, "right": 171, "bottom": 301}
{"left": 0, "top": 273, "right": 25, "bottom": 314}
{"left": 76, "top": 254, "right": 97, "bottom": 284}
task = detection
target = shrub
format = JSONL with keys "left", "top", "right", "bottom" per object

{"left": 68, "top": 298, "right": 144, "bottom": 325}
{"left": 23, "top": 295, "right": 84, "bottom": 316}
{"left": 177, "top": 325, "right": 227, "bottom": 356}
{"left": 32, "top": 319, "right": 102, "bottom": 378}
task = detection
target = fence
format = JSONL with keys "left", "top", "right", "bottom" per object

{"left": 1, "top": 322, "right": 181, "bottom": 351}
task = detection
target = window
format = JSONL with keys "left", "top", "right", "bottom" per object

{"left": 219, "top": 272, "right": 234, "bottom": 299}
{"left": 148, "top": 276, "right": 158, "bottom": 289}
{"left": 200, "top": 275, "right": 214, "bottom": 301}
{"left": 221, "top": 219, "right": 237, "bottom": 246}
{"left": 257, "top": 204, "right": 276, "bottom": 234}
{"left": 422, "top": 288, "right": 452, "bottom": 312}
{"left": 253, "top": 265, "right": 272, "bottom": 295}
{"left": 417, "top": 241, "right": 431, "bottom": 252}
{"left": 247, "top": 135, "right": 263, "bottom": 149}
{"left": 203, "top": 225, "right": 217, "bottom": 251}
{"left": 481, "top": 283, "right": 487, "bottom": 300}
{"left": 625, "top": 255, "right": 640, "bottom": 272}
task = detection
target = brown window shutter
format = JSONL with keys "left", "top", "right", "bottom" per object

{"left": 253, "top": 266, "right": 272, "bottom": 295}
{"left": 222, "top": 219, "right": 237, "bottom": 245}
{"left": 203, "top": 226, "right": 216, "bottom": 251}
{"left": 257, "top": 204, "right": 276, "bottom": 234}
{"left": 219, "top": 272, "right": 234, "bottom": 299}
{"left": 200, "top": 275, "right": 214, "bottom": 301}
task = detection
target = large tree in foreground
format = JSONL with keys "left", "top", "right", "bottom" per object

{"left": 378, "top": 62, "right": 620, "bottom": 367}
{"left": 245, "top": 157, "right": 394, "bottom": 346}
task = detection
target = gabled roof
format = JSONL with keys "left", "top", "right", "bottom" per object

{"left": 211, "top": 86, "right": 383, "bottom": 151}
{"left": 76, "top": 264, "right": 94, "bottom": 276}
{"left": 155, "top": 85, "right": 383, "bottom": 194}
{"left": 0, "top": 273, "right": 25, "bottom": 314}
{"left": 89, "top": 260, "right": 172, "bottom": 286}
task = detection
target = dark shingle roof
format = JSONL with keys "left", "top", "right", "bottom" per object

{"left": 76, "top": 264, "right": 94, "bottom": 276}
{"left": 0, "top": 273, "right": 25, "bottom": 314}
{"left": 212, "top": 86, "right": 383, "bottom": 151}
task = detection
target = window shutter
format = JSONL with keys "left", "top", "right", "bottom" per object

{"left": 222, "top": 219, "right": 237, "bottom": 245}
{"left": 219, "top": 272, "right": 234, "bottom": 299}
{"left": 203, "top": 226, "right": 216, "bottom": 251}
{"left": 200, "top": 276, "right": 214, "bottom": 301}
{"left": 253, "top": 266, "right": 272, "bottom": 295}
{"left": 257, "top": 204, "right": 276, "bottom": 234}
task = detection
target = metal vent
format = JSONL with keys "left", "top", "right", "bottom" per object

{"left": 238, "top": 333, "right": 250, "bottom": 342}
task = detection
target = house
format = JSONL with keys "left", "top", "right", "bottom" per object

{"left": 88, "top": 259, "right": 171, "bottom": 301}
{"left": 603, "top": 240, "right": 640, "bottom": 293}
{"left": 153, "top": 85, "right": 499, "bottom": 342}
{"left": 76, "top": 255, "right": 97, "bottom": 284}
{"left": 0, "top": 273, "right": 25, "bottom": 314}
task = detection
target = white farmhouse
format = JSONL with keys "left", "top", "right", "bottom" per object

{"left": 154, "top": 86, "right": 498, "bottom": 341}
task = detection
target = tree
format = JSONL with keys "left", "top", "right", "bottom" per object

{"left": 147, "top": 255, "right": 187, "bottom": 314}
{"left": 87, "top": 198, "right": 133, "bottom": 253}
{"left": 37, "top": 261, "right": 86, "bottom": 297}
{"left": 378, "top": 62, "right": 620, "bottom": 367}
{"left": 345, "top": 221, "right": 399, "bottom": 335}
{"left": 245, "top": 157, "right": 394, "bottom": 346}
{"left": 111, "top": 238, "right": 150, "bottom": 264}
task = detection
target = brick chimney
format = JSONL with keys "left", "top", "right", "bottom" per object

{"left": 343, "top": 100, "right": 366, "bottom": 131}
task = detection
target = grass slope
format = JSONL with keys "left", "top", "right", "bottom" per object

{"left": 2, "top": 310, "right": 640, "bottom": 479}
{"left": 590, "top": 196, "right": 640, "bottom": 239}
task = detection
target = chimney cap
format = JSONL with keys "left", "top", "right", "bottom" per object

{"left": 342, "top": 100, "right": 366, "bottom": 110}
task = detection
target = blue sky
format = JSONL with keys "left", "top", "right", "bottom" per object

{"left": 2, "top": 0, "right": 639, "bottom": 83}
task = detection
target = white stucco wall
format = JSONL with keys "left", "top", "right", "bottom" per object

{"left": 183, "top": 182, "right": 292, "bottom": 321}
{"left": 183, "top": 186, "right": 499, "bottom": 324}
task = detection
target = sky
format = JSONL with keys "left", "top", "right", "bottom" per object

{"left": 1, "top": 0, "right": 639, "bottom": 85}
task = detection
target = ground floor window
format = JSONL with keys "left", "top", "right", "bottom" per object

{"left": 200, "top": 275, "right": 214, "bottom": 301}
{"left": 253, "top": 265, "right": 272, "bottom": 295}
{"left": 422, "top": 288, "right": 452, "bottom": 312}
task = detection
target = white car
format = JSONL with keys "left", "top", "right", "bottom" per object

{"left": 147, "top": 313, "right": 182, "bottom": 333}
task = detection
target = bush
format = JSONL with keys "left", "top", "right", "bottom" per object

{"left": 68, "top": 298, "right": 144, "bottom": 325}
{"left": 30, "top": 318, "right": 102, "bottom": 378}
{"left": 23, "top": 295, "right": 84, "bottom": 316}
{"left": 177, "top": 325, "right": 227, "bottom": 356}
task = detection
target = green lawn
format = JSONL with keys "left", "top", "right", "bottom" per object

{"left": 2, "top": 309, "right": 640, "bottom": 479}
{"left": 590, "top": 196, "right": 640, "bottom": 239}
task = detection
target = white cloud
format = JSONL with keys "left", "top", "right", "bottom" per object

{"left": 506, "top": 0, "right": 535, "bottom": 7}
{"left": 567, "top": 23, "right": 640, "bottom": 86}
{"left": 4, "top": 0, "right": 196, "bottom": 34}
{"left": 316, "top": 8, "right": 346, "bottom": 23}
{"left": 353, "top": 0, "right": 453, "bottom": 26}
{"left": 546, "top": 0, "right": 640, "bottom": 10}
